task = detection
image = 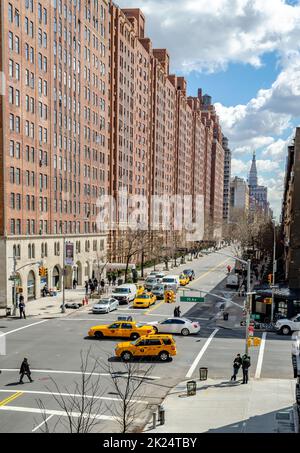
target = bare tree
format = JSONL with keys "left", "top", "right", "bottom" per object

{"left": 35, "top": 349, "right": 105, "bottom": 433}
{"left": 119, "top": 228, "right": 151, "bottom": 282}
{"left": 101, "top": 360, "right": 153, "bottom": 433}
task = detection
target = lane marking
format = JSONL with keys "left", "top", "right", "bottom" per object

{"left": 185, "top": 328, "right": 219, "bottom": 378}
{"left": 0, "top": 391, "right": 23, "bottom": 407}
{"left": 191, "top": 258, "right": 231, "bottom": 285}
{"left": 255, "top": 331, "right": 267, "bottom": 379}
{"left": 0, "top": 369, "right": 161, "bottom": 380}
{"left": 32, "top": 414, "right": 54, "bottom": 433}
{"left": 0, "top": 320, "right": 48, "bottom": 337}
{"left": 145, "top": 300, "right": 165, "bottom": 315}
{"left": 0, "top": 389, "right": 148, "bottom": 405}
{"left": 0, "top": 405, "right": 119, "bottom": 421}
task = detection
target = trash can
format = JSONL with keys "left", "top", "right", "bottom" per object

{"left": 223, "top": 312, "right": 229, "bottom": 321}
{"left": 187, "top": 380, "right": 197, "bottom": 396}
{"left": 6, "top": 307, "right": 11, "bottom": 317}
{"left": 199, "top": 367, "right": 208, "bottom": 381}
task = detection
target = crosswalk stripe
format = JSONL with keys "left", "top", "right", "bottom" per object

{"left": 255, "top": 331, "right": 267, "bottom": 379}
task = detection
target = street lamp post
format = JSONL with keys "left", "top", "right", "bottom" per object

{"left": 61, "top": 236, "right": 66, "bottom": 313}
{"left": 204, "top": 249, "right": 252, "bottom": 354}
{"left": 271, "top": 221, "right": 276, "bottom": 322}
{"left": 9, "top": 259, "right": 43, "bottom": 316}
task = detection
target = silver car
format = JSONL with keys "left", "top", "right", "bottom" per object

{"left": 92, "top": 298, "right": 119, "bottom": 314}
{"left": 144, "top": 277, "right": 160, "bottom": 291}
{"left": 151, "top": 284, "right": 165, "bottom": 299}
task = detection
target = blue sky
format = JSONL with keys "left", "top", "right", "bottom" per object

{"left": 184, "top": 53, "right": 281, "bottom": 106}
{"left": 117, "top": 0, "right": 300, "bottom": 218}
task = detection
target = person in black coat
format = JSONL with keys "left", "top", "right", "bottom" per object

{"left": 19, "top": 358, "right": 33, "bottom": 384}
{"left": 19, "top": 298, "right": 26, "bottom": 319}
{"left": 242, "top": 354, "right": 251, "bottom": 384}
{"left": 85, "top": 281, "right": 89, "bottom": 295}
{"left": 231, "top": 354, "right": 242, "bottom": 381}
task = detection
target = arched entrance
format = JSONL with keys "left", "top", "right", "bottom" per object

{"left": 75, "top": 261, "right": 82, "bottom": 286}
{"left": 52, "top": 265, "right": 61, "bottom": 290}
{"left": 84, "top": 261, "right": 90, "bottom": 280}
{"left": 27, "top": 270, "right": 36, "bottom": 300}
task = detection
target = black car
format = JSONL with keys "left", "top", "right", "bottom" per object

{"left": 182, "top": 269, "right": 195, "bottom": 281}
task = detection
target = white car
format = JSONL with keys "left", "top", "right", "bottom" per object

{"left": 92, "top": 298, "right": 119, "bottom": 314}
{"left": 150, "top": 317, "right": 201, "bottom": 336}
{"left": 275, "top": 314, "right": 300, "bottom": 335}
{"left": 161, "top": 275, "right": 180, "bottom": 289}
{"left": 111, "top": 284, "right": 137, "bottom": 304}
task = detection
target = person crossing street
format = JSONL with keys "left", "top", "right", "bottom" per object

{"left": 19, "top": 358, "right": 33, "bottom": 384}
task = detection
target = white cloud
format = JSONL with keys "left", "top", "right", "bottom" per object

{"left": 116, "top": 0, "right": 300, "bottom": 73}
{"left": 231, "top": 158, "right": 248, "bottom": 176}
{"left": 256, "top": 159, "right": 280, "bottom": 172}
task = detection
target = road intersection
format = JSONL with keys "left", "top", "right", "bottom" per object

{"left": 0, "top": 248, "right": 294, "bottom": 432}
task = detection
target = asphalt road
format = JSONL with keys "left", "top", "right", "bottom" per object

{"left": 0, "top": 247, "right": 294, "bottom": 433}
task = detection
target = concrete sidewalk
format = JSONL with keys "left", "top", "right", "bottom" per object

{"left": 145, "top": 378, "right": 297, "bottom": 433}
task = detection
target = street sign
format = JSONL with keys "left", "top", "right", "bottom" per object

{"left": 180, "top": 296, "right": 205, "bottom": 303}
{"left": 264, "top": 298, "right": 272, "bottom": 305}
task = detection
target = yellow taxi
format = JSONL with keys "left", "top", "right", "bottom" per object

{"left": 133, "top": 292, "right": 157, "bottom": 308}
{"left": 88, "top": 321, "right": 155, "bottom": 340}
{"left": 179, "top": 274, "right": 189, "bottom": 286}
{"left": 115, "top": 334, "right": 177, "bottom": 362}
{"left": 136, "top": 284, "right": 145, "bottom": 296}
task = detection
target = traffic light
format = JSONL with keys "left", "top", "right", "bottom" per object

{"left": 268, "top": 274, "right": 273, "bottom": 285}
{"left": 253, "top": 337, "right": 261, "bottom": 347}
{"left": 164, "top": 290, "right": 176, "bottom": 303}
{"left": 39, "top": 266, "right": 43, "bottom": 276}
{"left": 44, "top": 267, "right": 48, "bottom": 277}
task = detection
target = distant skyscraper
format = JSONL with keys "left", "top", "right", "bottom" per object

{"left": 248, "top": 152, "right": 258, "bottom": 187}
{"left": 248, "top": 151, "right": 269, "bottom": 215}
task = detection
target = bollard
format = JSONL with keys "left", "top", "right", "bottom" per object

{"left": 158, "top": 405, "right": 165, "bottom": 425}
{"left": 152, "top": 411, "right": 157, "bottom": 429}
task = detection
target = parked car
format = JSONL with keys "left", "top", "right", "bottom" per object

{"left": 115, "top": 334, "right": 177, "bottom": 362}
{"left": 88, "top": 321, "right": 155, "bottom": 340}
{"left": 133, "top": 293, "right": 157, "bottom": 309}
{"left": 144, "top": 277, "right": 160, "bottom": 291}
{"left": 149, "top": 317, "right": 200, "bottom": 336}
{"left": 275, "top": 314, "right": 300, "bottom": 335}
{"left": 111, "top": 284, "right": 137, "bottom": 304}
{"left": 161, "top": 275, "right": 180, "bottom": 289}
{"left": 92, "top": 298, "right": 119, "bottom": 314}
{"left": 151, "top": 284, "right": 165, "bottom": 300}
{"left": 182, "top": 269, "right": 195, "bottom": 281}
{"left": 65, "top": 302, "right": 82, "bottom": 309}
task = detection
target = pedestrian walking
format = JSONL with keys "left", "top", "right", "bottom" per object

{"left": 19, "top": 297, "right": 26, "bottom": 319}
{"left": 100, "top": 279, "right": 105, "bottom": 291}
{"left": 107, "top": 273, "right": 112, "bottom": 286}
{"left": 85, "top": 281, "right": 89, "bottom": 295}
{"left": 90, "top": 283, "right": 95, "bottom": 294}
{"left": 242, "top": 354, "right": 251, "bottom": 384}
{"left": 177, "top": 306, "right": 181, "bottom": 317}
{"left": 174, "top": 306, "right": 178, "bottom": 317}
{"left": 19, "top": 358, "right": 33, "bottom": 384}
{"left": 73, "top": 278, "right": 77, "bottom": 289}
{"left": 230, "top": 354, "right": 242, "bottom": 381}
{"left": 112, "top": 273, "right": 117, "bottom": 286}
{"left": 227, "top": 265, "right": 231, "bottom": 274}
